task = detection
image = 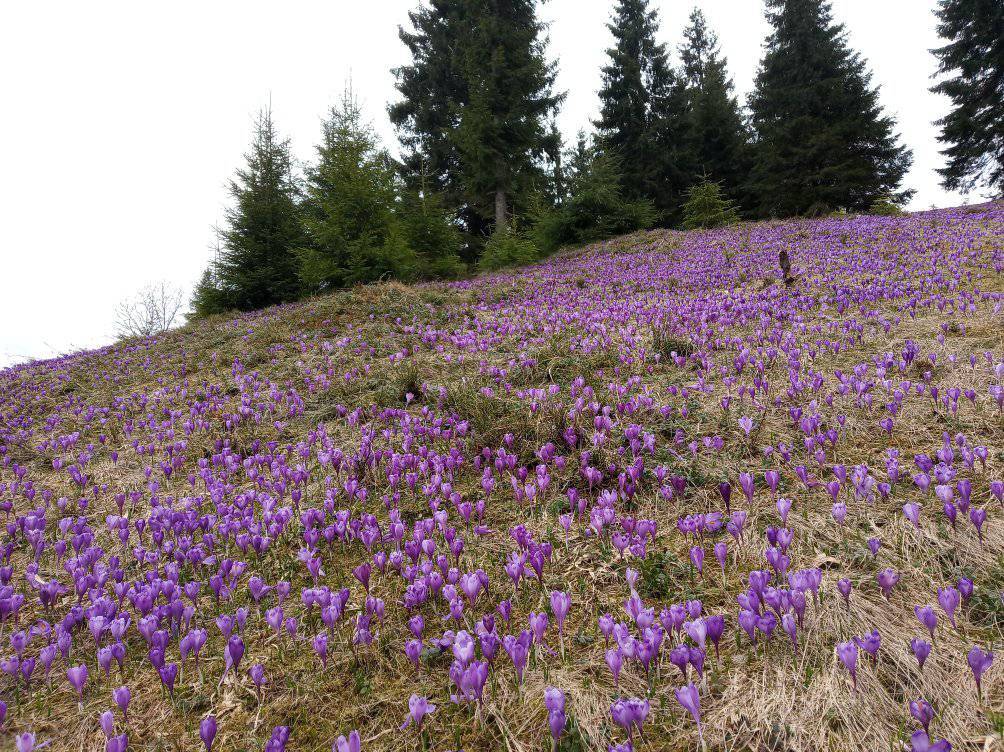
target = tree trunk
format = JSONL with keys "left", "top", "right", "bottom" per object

{"left": 495, "top": 188, "right": 508, "bottom": 234}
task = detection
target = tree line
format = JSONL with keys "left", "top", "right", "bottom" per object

{"left": 193, "top": 0, "right": 1003, "bottom": 316}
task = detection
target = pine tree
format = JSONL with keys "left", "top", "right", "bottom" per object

{"left": 681, "top": 178, "right": 739, "bottom": 230}
{"left": 931, "top": 0, "right": 1004, "bottom": 194}
{"left": 453, "top": 1, "right": 563, "bottom": 234}
{"left": 397, "top": 189, "right": 465, "bottom": 280}
{"left": 678, "top": 9, "right": 749, "bottom": 207}
{"left": 390, "top": 1, "right": 474, "bottom": 230}
{"left": 299, "top": 89, "right": 416, "bottom": 291}
{"left": 391, "top": 1, "right": 561, "bottom": 245}
{"left": 201, "top": 108, "right": 304, "bottom": 313}
{"left": 747, "top": 0, "right": 913, "bottom": 217}
{"left": 595, "top": 0, "right": 691, "bottom": 223}
{"left": 533, "top": 134, "right": 657, "bottom": 253}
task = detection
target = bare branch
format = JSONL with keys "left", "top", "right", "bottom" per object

{"left": 114, "top": 281, "right": 185, "bottom": 339}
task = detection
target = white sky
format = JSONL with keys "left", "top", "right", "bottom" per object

{"left": 0, "top": 1, "right": 988, "bottom": 368}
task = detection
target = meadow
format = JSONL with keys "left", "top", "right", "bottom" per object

{"left": 0, "top": 204, "right": 1002, "bottom": 751}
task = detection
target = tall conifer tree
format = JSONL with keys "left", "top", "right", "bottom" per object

{"left": 197, "top": 108, "right": 303, "bottom": 314}
{"left": 391, "top": 1, "right": 561, "bottom": 243}
{"left": 747, "top": 0, "right": 912, "bottom": 216}
{"left": 678, "top": 9, "right": 749, "bottom": 206}
{"left": 931, "top": 0, "right": 1004, "bottom": 194}
{"left": 454, "top": 1, "right": 562, "bottom": 234}
{"left": 298, "top": 90, "right": 416, "bottom": 291}
{"left": 390, "top": 1, "right": 474, "bottom": 231}
{"left": 595, "top": 0, "right": 690, "bottom": 222}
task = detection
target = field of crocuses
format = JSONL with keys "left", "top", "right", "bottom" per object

{"left": 1, "top": 205, "right": 1002, "bottom": 752}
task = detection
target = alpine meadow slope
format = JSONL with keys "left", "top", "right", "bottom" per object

{"left": 0, "top": 206, "right": 1002, "bottom": 752}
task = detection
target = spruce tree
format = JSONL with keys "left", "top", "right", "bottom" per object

{"left": 931, "top": 0, "right": 1004, "bottom": 194}
{"left": 681, "top": 179, "right": 739, "bottom": 230}
{"left": 204, "top": 108, "right": 304, "bottom": 313}
{"left": 299, "top": 90, "right": 416, "bottom": 291}
{"left": 678, "top": 9, "right": 749, "bottom": 207}
{"left": 391, "top": 1, "right": 561, "bottom": 245}
{"left": 533, "top": 134, "right": 657, "bottom": 253}
{"left": 397, "top": 189, "right": 465, "bottom": 280}
{"left": 390, "top": 1, "right": 474, "bottom": 230}
{"left": 747, "top": 0, "right": 913, "bottom": 217}
{"left": 595, "top": 0, "right": 690, "bottom": 222}
{"left": 454, "top": 1, "right": 562, "bottom": 234}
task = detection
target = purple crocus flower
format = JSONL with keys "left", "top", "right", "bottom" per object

{"left": 113, "top": 686, "right": 130, "bottom": 719}
{"left": 713, "top": 541, "right": 728, "bottom": 578}
{"left": 249, "top": 663, "right": 266, "bottom": 690}
{"left": 739, "top": 472, "right": 755, "bottom": 504}
{"left": 854, "top": 630, "right": 881, "bottom": 663}
{"left": 669, "top": 643, "right": 690, "bottom": 679}
{"left": 909, "top": 730, "right": 952, "bottom": 752}
{"left": 401, "top": 694, "right": 436, "bottom": 731}
{"left": 937, "top": 587, "right": 960, "bottom": 628}
{"left": 877, "top": 568, "right": 900, "bottom": 600}
{"left": 706, "top": 614, "right": 725, "bottom": 659}
{"left": 776, "top": 497, "right": 791, "bottom": 524}
{"left": 674, "top": 682, "right": 703, "bottom": 744}
{"left": 910, "top": 638, "right": 932, "bottom": 671}
{"left": 199, "top": 716, "right": 217, "bottom": 752}
{"left": 836, "top": 641, "right": 858, "bottom": 691}
{"left": 606, "top": 647, "right": 623, "bottom": 687}
{"left": 969, "top": 507, "right": 987, "bottom": 544}
{"left": 832, "top": 502, "right": 847, "bottom": 526}
{"left": 158, "top": 663, "right": 178, "bottom": 698}
{"left": 313, "top": 630, "right": 331, "bottom": 666}
{"left": 333, "top": 731, "right": 361, "bottom": 752}
{"left": 544, "top": 687, "right": 566, "bottom": 743}
{"left": 550, "top": 591, "right": 571, "bottom": 639}
{"left": 909, "top": 698, "right": 934, "bottom": 733}
{"left": 837, "top": 578, "right": 852, "bottom": 606}
{"left": 405, "top": 639, "right": 422, "bottom": 670}
{"left": 943, "top": 502, "right": 958, "bottom": 530}
{"left": 100, "top": 710, "right": 115, "bottom": 739}
{"left": 990, "top": 480, "right": 1004, "bottom": 506}
{"left": 781, "top": 613, "right": 798, "bottom": 653}
{"left": 610, "top": 698, "right": 649, "bottom": 741}
{"left": 690, "top": 546, "right": 704, "bottom": 576}
{"left": 224, "top": 635, "right": 244, "bottom": 679}
{"left": 504, "top": 632, "right": 530, "bottom": 685}
{"left": 738, "top": 415, "right": 754, "bottom": 437}
{"left": 957, "top": 577, "right": 974, "bottom": 605}
{"left": 914, "top": 605, "right": 937, "bottom": 639}
{"left": 528, "top": 611, "right": 549, "bottom": 645}
{"left": 67, "top": 664, "right": 88, "bottom": 702}
{"left": 738, "top": 609, "right": 758, "bottom": 646}
{"left": 15, "top": 733, "right": 45, "bottom": 752}
{"left": 967, "top": 646, "right": 993, "bottom": 700}
{"left": 718, "top": 481, "right": 732, "bottom": 511}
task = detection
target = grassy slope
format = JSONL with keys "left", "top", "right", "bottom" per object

{"left": 0, "top": 206, "right": 1002, "bottom": 752}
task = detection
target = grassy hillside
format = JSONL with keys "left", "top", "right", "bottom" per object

{"left": 1, "top": 205, "right": 1002, "bottom": 752}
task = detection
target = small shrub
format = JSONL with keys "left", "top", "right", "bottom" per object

{"left": 478, "top": 228, "right": 539, "bottom": 272}
{"left": 682, "top": 179, "right": 739, "bottom": 230}
{"left": 868, "top": 194, "right": 904, "bottom": 216}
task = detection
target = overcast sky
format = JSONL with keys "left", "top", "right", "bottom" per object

{"left": 0, "top": 1, "right": 988, "bottom": 368}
